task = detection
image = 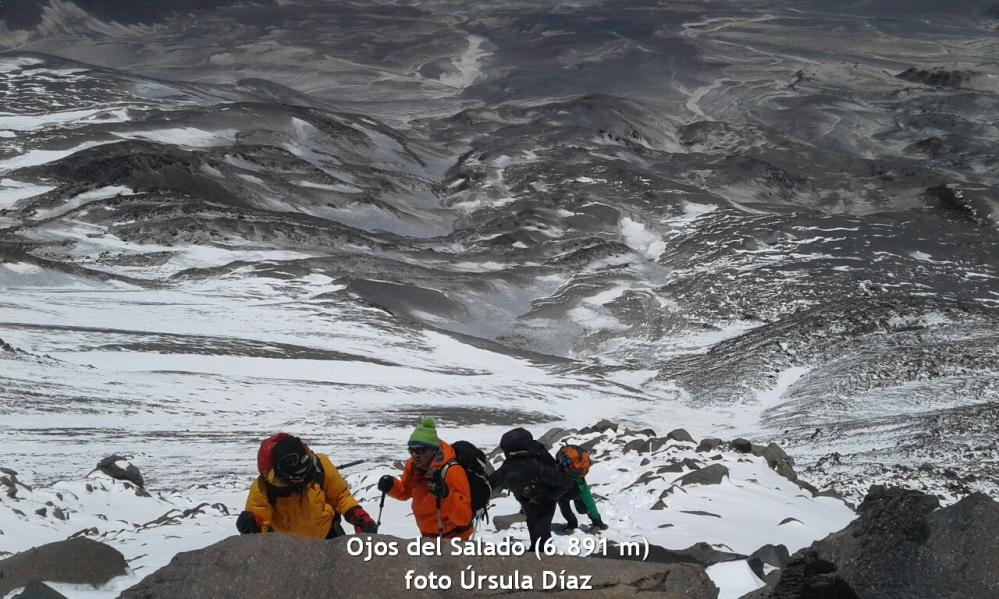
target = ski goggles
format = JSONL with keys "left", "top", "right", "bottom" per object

{"left": 276, "top": 452, "right": 312, "bottom": 481}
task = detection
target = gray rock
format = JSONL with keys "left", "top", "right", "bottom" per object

{"left": 626, "top": 428, "right": 657, "bottom": 437}
{"left": 14, "top": 581, "right": 69, "bottom": 599}
{"left": 93, "top": 455, "right": 144, "bottom": 488}
{"left": 750, "top": 544, "right": 790, "bottom": 569}
{"left": 596, "top": 541, "right": 746, "bottom": 568}
{"left": 657, "top": 462, "right": 684, "bottom": 474}
{"left": 676, "top": 464, "right": 729, "bottom": 486}
{"left": 696, "top": 438, "right": 722, "bottom": 453}
{"left": 536, "top": 427, "right": 570, "bottom": 449}
{"left": 591, "top": 419, "right": 619, "bottom": 433}
{"left": 748, "top": 487, "right": 999, "bottom": 599}
{"left": 492, "top": 513, "right": 526, "bottom": 531}
{"left": 747, "top": 544, "right": 791, "bottom": 579}
{"left": 119, "top": 534, "right": 718, "bottom": 598}
{"left": 666, "top": 428, "right": 695, "bottom": 444}
{"left": 577, "top": 435, "right": 605, "bottom": 452}
{"left": 731, "top": 438, "right": 753, "bottom": 453}
{"left": 0, "top": 538, "right": 128, "bottom": 596}
{"left": 623, "top": 439, "right": 649, "bottom": 453}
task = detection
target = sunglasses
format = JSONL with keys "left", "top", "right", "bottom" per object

{"left": 408, "top": 446, "right": 433, "bottom": 456}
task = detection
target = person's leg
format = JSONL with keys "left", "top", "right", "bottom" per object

{"left": 558, "top": 498, "right": 578, "bottom": 529}
{"left": 527, "top": 501, "right": 557, "bottom": 550}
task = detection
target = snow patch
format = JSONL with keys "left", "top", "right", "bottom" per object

{"left": 113, "top": 128, "right": 238, "bottom": 148}
{"left": 0, "top": 179, "right": 56, "bottom": 209}
{"left": 619, "top": 216, "right": 666, "bottom": 260}
{"left": 439, "top": 34, "right": 490, "bottom": 90}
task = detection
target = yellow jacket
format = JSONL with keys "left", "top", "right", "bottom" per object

{"left": 244, "top": 453, "right": 359, "bottom": 538}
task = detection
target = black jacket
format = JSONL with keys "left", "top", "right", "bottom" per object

{"left": 488, "top": 439, "right": 573, "bottom": 504}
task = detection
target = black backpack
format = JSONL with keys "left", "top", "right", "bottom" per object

{"left": 443, "top": 440, "right": 493, "bottom": 520}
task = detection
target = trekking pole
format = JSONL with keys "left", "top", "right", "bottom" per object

{"left": 377, "top": 491, "right": 386, "bottom": 528}
{"left": 436, "top": 497, "right": 444, "bottom": 537}
{"left": 336, "top": 459, "right": 366, "bottom": 470}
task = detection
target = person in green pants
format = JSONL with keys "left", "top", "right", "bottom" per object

{"left": 556, "top": 467, "right": 607, "bottom": 531}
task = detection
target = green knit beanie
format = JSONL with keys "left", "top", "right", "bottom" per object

{"left": 408, "top": 417, "right": 439, "bottom": 448}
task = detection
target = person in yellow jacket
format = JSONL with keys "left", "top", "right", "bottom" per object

{"left": 236, "top": 433, "right": 377, "bottom": 538}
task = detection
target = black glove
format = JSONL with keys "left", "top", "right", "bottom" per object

{"left": 377, "top": 475, "right": 395, "bottom": 493}
{"left": 236, "top": 510, "right": 260, "bottom": 534}
{"left": 591, "top": 518, "right": 609, "bottom": 531}
{"left": 428, "top": 474, "right": 449, "bottom": 499}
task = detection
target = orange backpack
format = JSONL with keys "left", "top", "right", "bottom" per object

{"left": 556, "top": 444, "right": 591, "bottom": 477}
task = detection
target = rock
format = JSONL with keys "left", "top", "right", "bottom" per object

{"left": 492, "top": 513, "right": 526, "bottom": 531}
{"left": 676, "top": 464, "right": 729, "bottom": 486}
{"left": 119, "top": 534, "right": 718, "bottom": 598}
{"left": 623, "top": 439, "right": 650, "bottom": 453}
{"left": 748, "top": 544, "right": 790, "bottom": 578}
{"left": 591, "top": 419, "right": 619, "bottom": 433}
{"left": 740, "top": 550, "right": 856, "bottom": 599}
{"left": 666, "top": 428, "right": 695, "bottom": 443}
{"left": 681, "top": 458, "right": 702, "bottom": 470}
{"left": 696, "top": 438, "right": 722, "bottom": 453}
{"left": 93, "top": 455, "right": 145, "bottom": 488}
{"left": 0, "top": 467, "right": 17, "bottom": 476}
{"left": 52, "top": 508, "right": 68, "bottom": 521}
{"left": 596, "top": 541, "right": 746, "bottom": 568}
{"left": 536, "top": 427, "right": 570, "bottom": 449}
{"left": 657, "top": 462, "right": 684, "bottom": 474}
{"left": 0, "top": 538, "right": 128, "bottom": 596}
{"left": 749, "top": 487, "right": 999, "bottom": 599}
{"left": 34, "top": 507, "right": 47, "bottom": 517}
{"left": 626, "top": 428, "right": 656, "bottom": 437}
{"left": 577, "top": 435, "right": 605, "bottom": 452}
{"left": 897, "top": 67, "right": 968, "bottom": 88}
{"left": 680, "top": 510, "right": 721, "bottom": 518}
{"left": 731, "top": 438, "right": 753, "bottom": 453}
{"left": 14, "top": 581, "right": 69, "bottom": 599}
{"left": 778, "top": 517, "right": 802, "bottom": 525}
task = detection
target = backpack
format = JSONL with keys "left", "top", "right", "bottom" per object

{"left": 556, "top": 444, "right": 591, "bottom": 477}
{"left": 443, "top": 440, "right": 492, "bottom": 520}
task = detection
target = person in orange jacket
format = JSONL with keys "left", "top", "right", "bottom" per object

{"left": 236, "top": 433, "right": 377, "bottom": 538}
{"left": 378, "top": 418, "right": 474, "bottom": 539}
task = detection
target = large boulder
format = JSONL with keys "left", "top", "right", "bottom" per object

{"left": 676, "top": 464, "right": 729, "bottom": 487}
{"left": 744, "top": 486, "right": 999, "bottom": 599}
{"left": 92, "top": 455, "right": 145, "bottom": 489}
{"left": 120, "top": 534, "right": 718, "bottom": 599}
{"left": 0, "top": 538, "right": 128, "bottom": 596}
{"left": 695, "top": 438, "right": 722, "bottom": 453}
{"left": 536, "top": 427, "right": 570, "bottom": 449}
{"left": 730, "top": 438, "right": 753, "bottom": 454}
{"left": 666, "top": 429, "right": 695, "bottom": 444}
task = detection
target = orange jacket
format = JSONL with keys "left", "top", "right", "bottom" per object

{"left": 244, "top": 453, "right": 359, "bottom": 539}
{"left": 388, "top": 440, "right": 473, "bottom": 539}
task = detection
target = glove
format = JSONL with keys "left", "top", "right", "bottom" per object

{"left": 428, "top": 472, "right": 449, "bottom": 499}
{"left": 344, "top": 506, "right": 379, "bottom": 534}
{"left": 591, "top": 518, "right": 609, "bottom": 531}
{"left": 236, "top": 511, "right": 260, "bottom": 534}
{"left": 377, "top": 475, "right": 395, "bottom": 493}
